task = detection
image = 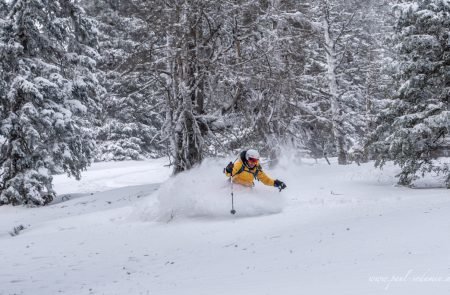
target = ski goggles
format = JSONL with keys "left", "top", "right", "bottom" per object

{"left": 247, "top": 157, "right": 259, "bottom": 164}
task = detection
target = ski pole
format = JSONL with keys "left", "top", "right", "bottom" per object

{"left": 230, "top": 172, "right": 236, "bottom": 215}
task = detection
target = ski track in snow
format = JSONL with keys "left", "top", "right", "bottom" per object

{"left": 1, "top": 156, "right": 450, "bottom": 295}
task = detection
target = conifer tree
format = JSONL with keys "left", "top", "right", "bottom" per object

{"left": 370, "top": 0, "right": 449, "bottom": 186}
{"left": 82, "top": 0, "right": 164, "bottom": 161}
{"left": 0, "top": 0, "right": 102, "bottom": 205}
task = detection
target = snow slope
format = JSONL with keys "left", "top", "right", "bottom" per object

{"left": 1, "top": 156, "right": 450, "bottom": 295}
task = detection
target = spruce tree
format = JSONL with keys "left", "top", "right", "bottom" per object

{"left": 371, "top": 0, "right": 449, "bottom": 186}
{"left": 0, "top": 0, "right": 102, "bottom": 205}
{"left": 82, "top": 0, "right": 164, "bottom": 161}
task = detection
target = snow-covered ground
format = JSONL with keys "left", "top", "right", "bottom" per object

{"left": 1, "top": 156, "right": 449, "bottom": 295}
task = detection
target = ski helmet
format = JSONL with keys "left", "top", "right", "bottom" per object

{"left": 246, "top": 149, "right": 260, "bottom": 161}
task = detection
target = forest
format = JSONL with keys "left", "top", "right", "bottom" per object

{"left": 0, "top": 0, "right": 449, "bottom": 205}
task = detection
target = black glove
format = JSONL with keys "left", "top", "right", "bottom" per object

{"left": 224, "top": 162, "right": 234, "bottom": 174}
{"left": 274, "top": 179, "right": 287, "bottom": 190}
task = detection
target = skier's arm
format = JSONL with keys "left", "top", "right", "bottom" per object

{"left": 256, "top": 166, "right": 275, "bottom": 186}
{"left": 225, "top": 160, "right": 243, "bottom": 177}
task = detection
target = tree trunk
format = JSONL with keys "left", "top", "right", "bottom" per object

{"left": 172, "top": 3, "right": 204, "bottom": 174}
{"left": 322, "top": 1, "right": 347, "bottom": 165}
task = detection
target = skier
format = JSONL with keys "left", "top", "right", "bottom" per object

{"left": 224, "top": 149, "right": 287, "bottom": 190}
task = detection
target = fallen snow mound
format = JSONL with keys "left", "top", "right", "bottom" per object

{"left": 134, "top": 158, "right": 285, "bottom": 222}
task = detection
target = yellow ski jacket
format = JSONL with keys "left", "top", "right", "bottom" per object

{"left": 225, "top": 158, "right": 275, "bottom": 187}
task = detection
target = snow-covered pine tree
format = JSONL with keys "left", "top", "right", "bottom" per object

{"left": 289, "top": 0, "right": 382, "bottom": 164}
{"left": 237, "top": 0, "right": 312, "bottom": 160}
{"left": 370, "top": 0, "right": 449, "bottom": 187}
{"left": 338, "top": 0, "right": 397, "bottom": 164}
{"left": 208, "top": 0, "right": 316, "bottom": 161}
{"left": 0, "top": 0, "right": 102, "bottom": 205}
{"left": 216, "top": 0, "right": 288, "bottom": 158}
{"left": 82, "top": 0, "right": 165, "bottom": 161}
{"left": 360, "top": 0, "right": 398, "bottom": 161}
